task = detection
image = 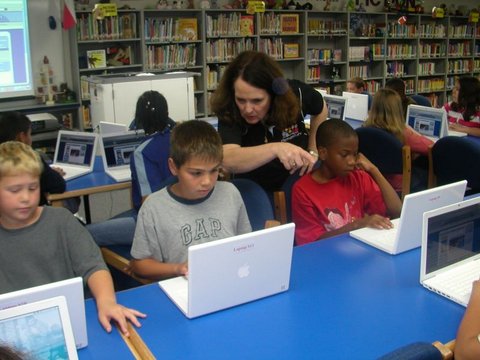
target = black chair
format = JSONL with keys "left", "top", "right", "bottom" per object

{"left": 428, "top": 136, "right": 480, "bottom": 194}
{"left": 411, "top": 94, "right": 432, "bottom": 107}
{"left": 356, "top": 127, "right": 412, "bottom": 199}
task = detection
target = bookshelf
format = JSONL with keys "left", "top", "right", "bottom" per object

{"left": 69, "top": 9, "right": 480, "bottom": 128}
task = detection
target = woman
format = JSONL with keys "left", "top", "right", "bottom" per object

{"left": 444, "top": 76, "right": 480, "bottom": 137}
{"left": 210, "top": 51, "right": 328, "bottom": 192}
{"left": 364, "top": 88, "right": 433, "bottom": 192}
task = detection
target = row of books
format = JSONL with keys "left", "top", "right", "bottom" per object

{"left": 206, "top": 38, "right": 255, "bottom": 62}
{"left": 387, "top": 44, "right": 416, "bottom": 59}
{"left": 448, "top": 25, "right": 475, "bottom": 38}
{"left": 307, "top": 49, "right": 342, "bottom": 64}
{"left": 259, "top": 38, "right": 300, "bottom": 60}
{"left": 418, "top": 24, "right": 446, "bottom": 38}
{"left": 349, "top": 65, "right": 369, "bottom": 79}
{"left": 475, "top": 60, "right": 480, "bottom": 71}
{"left": 76, "top": 13, "right": 137, "bottom": 41}
{"left": 206, "top": 14, "right": 254, "bottom": 37}
{"left": 349, "top": 45, "right": 384, "bottom": 61}
{"left": 144, "top": 17, "right": 198, "bottom": 42}
{"left": 386, "top": 61, "right": 408, "bottom": 77}
{"left": 387, "top": 23, "right": 417, "bottom": 38}
{"left": 365, "top": 80, "right": 381, "bottom": 94}
{"left": 418, "top": 62, "right": 437, "bottom": 76}
{"left": 448, "top": 59, "right": 473, "bottom": 74}
{"left": 404, "top": 79, "right": 415, "bottom": 94}
{"left": 80, "top": 76, "right": 91, "bottom": 101}
{"left": 144, "top": 44, "right": 197, "bottom": 70}
{"left": 418, "top": 78, "right": 445, "bottom": 92}
{"left": 419, "top": 43, "right": 446, "bottom": 57}
{"left": 206, "top": 65, "right": 227, "bottom": 90}
{"left": 448, "top": 42, "right": 472, "bottom": 57}
{"left": 259, "top": 13, "right": 299, "bottom": 35}
{"left": 306, "top": 66, "right": 321, "bottom": 82}
{"left": 307, "top": 19, "right": 347, "bottom": 35}
{"left": 82, "top": 46, "right": 134, "bottom": 70}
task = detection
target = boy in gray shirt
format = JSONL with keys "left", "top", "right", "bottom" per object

{"left": 130, "top": 120, "right": 252, "bottom": 280}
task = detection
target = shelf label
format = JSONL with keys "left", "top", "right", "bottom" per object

{"left": 93, "top": 3, "right": 118, "bottom": 19}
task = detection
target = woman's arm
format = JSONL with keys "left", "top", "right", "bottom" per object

{"left": 456, "top": 280, "right": 480, "bottom": 360}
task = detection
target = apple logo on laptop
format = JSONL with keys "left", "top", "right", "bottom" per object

{"left": 237, "top": 264, "right": 250, "bottom": 278}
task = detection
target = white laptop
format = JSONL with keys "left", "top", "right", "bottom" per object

{"left": 52, "top": 130, "right": 98, "bottom": 181}
{"left": 342, "top": 91, "right": 369, "bottom": 121}
{"left": 406, "top": 104, "right": 467, "bottom": 141}
{"left": 159, "top": 223, "right": 295, "bottom": 319}
{"left": 420, "top": 196, "right": 480, "bottom": 306}
{"left": 349, "top": 180, "right": 467, "bottom": 255}
{"left": 323, "top": 94, "right": 348, "bottom": 121}
{"left": 99, "top": 130, "right": 145, "bottom": 182}
{"left": 99, "top": 121, "right": 128, "bottom": 134}
{"left": 0, "top": 296, "right": 78, "bottom": 360}
{"left": 0, "top": 277, "right": 87, "bottom": 349}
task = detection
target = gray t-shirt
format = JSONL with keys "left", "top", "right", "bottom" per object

{"left": 131, "top": 181, "right": 252, "bottom": 263}
{"left": 0, "top": 207, "right": 107, "bottom": 294}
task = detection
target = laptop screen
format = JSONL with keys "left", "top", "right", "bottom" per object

{"left": 341, "top": 92, "right": 369, "bottom": 121}
{"left": 324, "top": 95, "right": 347, "bottom": 120}
{"left": 55, "top": 133, "right": 96, "bottom": 166}
{"left": 406, "top": 105, "right": 445, "bottom": 139}
{"left": 426, "top": 201, "right": 480, "bottom": 275}
{"left": 102, "top": 132, "right": 145, "bottom": 169}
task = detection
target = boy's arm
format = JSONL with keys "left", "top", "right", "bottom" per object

{"left": 87, "top": 269, "right": 146, "bottom": 336}
{"left": 456, "top": 280, "right": 480, "bottom": 360}
{"left": 129, "top": 258, "right": 187, "bottom": 280}
{"left": 356, "top": 153, "right": 402, "bottom": 219}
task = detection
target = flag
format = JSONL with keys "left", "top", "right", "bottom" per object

{"left": 62, "top": 0, "right": 76, "bottom": 30}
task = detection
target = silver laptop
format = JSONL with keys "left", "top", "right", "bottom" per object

{"left": 159, "top": 223, "right": 295, "bottom": 319}
{"left": 342, "top": 91, "right": 369, "bottom": 121}
{"left": 52, "top": 130, "right": 98, "bottom": 181}
{"left": 349, "top": 181, "right": 467, "bottom": 255}
{"left": 420, "top": 196, "right": 480, "bottom": 306}
{"left": 323, "top": 94, "right": 348, "bottom": 121}
{"left": 99, "top": 121, "right": 128, "bottom": 134}
{"left": 0, "top": 296, "right": 78, "bottom": 360}
{"left": 100, "top": 130, "right": 145, "bottom": 182}
{"left": 0, "top": 277, "right": 87, "bottom": 349}
{"left": 406, "top": 104, "right": 467, "bottom": 141}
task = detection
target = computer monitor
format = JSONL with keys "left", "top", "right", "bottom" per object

{"left": 323, "top": 94, "right": 348, "bottom": 121}
{"left": 342, "top": 91, "right": 369, "bottom": 121}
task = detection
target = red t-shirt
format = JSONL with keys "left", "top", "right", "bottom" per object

{"left": 292, "top": 170, "right": 387, "bottom": 245}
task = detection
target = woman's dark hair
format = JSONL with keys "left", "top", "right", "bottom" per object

{"left": 210, "top": 51, "right": 300, "bottom": 129}
{"left": 456, "top": 77, "right": 480, "bottom": 122}
{"left": 133, "top": 91, "right": 170, "bottom": 135}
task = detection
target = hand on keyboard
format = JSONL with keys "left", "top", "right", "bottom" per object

{"left": 356, "top": 214, "right": 394, "bottom": 230}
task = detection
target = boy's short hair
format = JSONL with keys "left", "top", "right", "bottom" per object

{"left": 0, "top": 111, "right": 31, "bottom": 143}
{"left": 0, "top": 141, "right": 42, "bottom": 179}
{"left": 170, "top": 120, "right": 223, "bottom": 167}
{"left": 316, "top": 119, "right": 357, "bottom": 148}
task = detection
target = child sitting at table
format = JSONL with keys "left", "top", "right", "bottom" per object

{"left": 0, "top": 111, "right": 68, "bottom": 209}
{"left": 129, "top": 120, "right": 252, "bottom": 280}
{"left": 292, "top": 119, "right": 402, "bottom": 245}
{"left": 0, "top": 141, "right": 146, "bottom": 337}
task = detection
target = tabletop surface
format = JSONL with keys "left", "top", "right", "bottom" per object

{"left": 110, "top": 234, "right": 464, "bottom": 359}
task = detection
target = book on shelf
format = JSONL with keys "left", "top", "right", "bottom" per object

{"left": 280, "top": 14, "right": 299, "bottom": 34}
{"left": 61, "top": 113, "right": 73, "bottom": 129}
{"left": 284, "top": 43, "right": 299, "bottom": 58}
{"left": 106, "top": 45, "right": 132, "bottom": 66}
{"left": 86, "top": 49, "right": 106, "bottom": 69}
{"left": 240, "top": 15, "right": 254, "bottom": 36}
{"left": 333, "top": 49, "right": 342, "bottom": 62}
{"left": 177, "top": 18, "right": 198, "bottom": 41}
{"left": 82, "top": 105, "right": 92, "bottom": 129}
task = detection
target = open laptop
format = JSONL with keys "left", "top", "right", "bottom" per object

{"left": 0, "top": 277, "right": 87, "bottom": 349}
{"left": 349, "top": 180, "right": 467, "bottom": 255}
{"left": 0, "top": 296, "right": 78, "bottom": 360}
{"left": 99, "top": 121, "right": 128, "bottom": 134}
{"left": 159, "top": 223, "right": 295, "bottom": 319}
{"left": 323, "top": 94, "right": 348, "bottom": 121}
{"left": 420, "top": 196, "right": 480, "bottom": 306}
{"left": 52, "top": 130, "right": 98, "bottom": 181}
{"left": 99, "top": 130, "right": 145, "bottom": 182}
{"left": 342, "top": 91, "right": 369, "bottom": 121}
{"left": 406, "top": 104, "right": 467, "bottom": 141}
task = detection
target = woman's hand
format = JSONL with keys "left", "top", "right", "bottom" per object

{"left": 275, "top": 142, "right": 317, "bottom": 175}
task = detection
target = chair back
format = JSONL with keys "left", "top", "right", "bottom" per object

{"left": 356, "top": 127, "right": 411, "bottom": 198}
{"left": 231, "top": 178, "right": 276, "bottom": 231}
{"left": 411, "top": 94, "right": 432, "bottom": 107}
{"left": 429, "top": 136, "right": 480, "bottom": 193}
